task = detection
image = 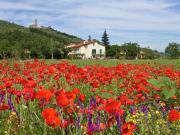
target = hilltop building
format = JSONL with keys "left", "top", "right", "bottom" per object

{"left": 29, "top": 19, "right": 50, "bottom": 29}
{"left": 29, "top": 19, "right": 39, "bottom": 28}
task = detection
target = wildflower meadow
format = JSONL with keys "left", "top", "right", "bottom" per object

{"left": 0, "top": 59, "right": 179, "bottom": 135}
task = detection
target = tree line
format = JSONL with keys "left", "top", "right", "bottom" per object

{"left": 101, "top": 30, "right": 180, "bottom": 59}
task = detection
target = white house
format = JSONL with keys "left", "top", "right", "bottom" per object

{"left": 67, "top": 40, "right": 106, "bottom": 59}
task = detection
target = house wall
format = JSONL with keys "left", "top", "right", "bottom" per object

{"left": 79, "top": 42, "right": 105, "bottom": 58}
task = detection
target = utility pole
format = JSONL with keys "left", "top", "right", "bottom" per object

{"left": 136, "top": 44, "right": 139, "bottom": 60}
{"left": 51, "top": 39, "right": 54, "bottom": 59}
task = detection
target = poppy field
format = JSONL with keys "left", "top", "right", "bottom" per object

{"left": 0, "top": 59, "right": 179, "bottom": 135}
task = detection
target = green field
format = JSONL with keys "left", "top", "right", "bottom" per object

{"left": 44, "top": 59, "right": 180, "bottom": 69}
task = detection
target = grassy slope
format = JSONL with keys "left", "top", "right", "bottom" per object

{"left": 0, "top": 20, "right": 82, "bottom": 43}
{"left": 39, "top": 28, "right": 81, "bottom": 43}
{"left": 0, "top": 20, "right": 26, "bottom": 33}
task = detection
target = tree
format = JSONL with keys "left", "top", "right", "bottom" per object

{"left": 11, "top": 41, "right": 23, "bottom": 59}
{"left": 122, "top": 42, "right": 140, "bottom": 59}
{"left": 102, "top": 29, "right": 110, "bottom": 52}
{"left": 106, "top": 45, "right": 119, "bottom": 58}
{"left": 140, "top": 48, "right": 160, "bottom": 59}
{"left": 165, "top": 43, "right": 180, "bottom": 58}
{"left": 0, "top": 39, "right": 10, "bottom": 59}
{"left": 88, "top": 35, "right": 91, "bottom": 41}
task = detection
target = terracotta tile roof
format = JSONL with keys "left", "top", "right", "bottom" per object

{"left": 67, "top": 40, "right": 104, "bottom": 48}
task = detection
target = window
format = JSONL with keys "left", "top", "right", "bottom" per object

{"left": 74, "top": 48, "right": 79, "bottom": 53}
{"left": 92, "top": 49, "right": 96, "bottom": 55}
{"left": 99, "top": 49, "right": 102, "bottom": 54}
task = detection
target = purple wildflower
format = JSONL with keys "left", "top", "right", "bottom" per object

{"left": 88, "top": 114, "right": 95, "bottom": 132}
{"left": 76, "top": 116, "right": 81, "bottom": 128}
{"left": 130, "top": 106, "right": 135, "bottom": 114}
{"left": 77, "top": 98, "right": 83, "bottom": 109}
{"left": 115, "top": 113, "right": 122, "bottom": 134}
{"left": 0, "top": 94, "right": 5, "bottom": 103}
{"left": 140, "top": 105, "right": 149, "bottom": 120}
{"left": 8, "top": 95, "right": 18, "bottom": 115}
{"left": 90, "top": 96, "right": 96, "bottom": 108}
{"left": 141, "top": 105, "right": 149, "bottom": 113}
{"left": 96, "top": 112, "right": 101, "bottom": 131}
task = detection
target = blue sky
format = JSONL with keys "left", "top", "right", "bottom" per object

{"left": 0, "top": 0, "right": 180, "bottom": 52}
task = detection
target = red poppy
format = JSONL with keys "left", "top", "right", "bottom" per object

{"left": 56, "top": 93, "right": 69, "bottom": 107}
{"left": 72, "top": 88, "right": 80, "bottom": 95}
{"left": 153, "top": 94, "right": 160, "bottom": 100}
{"left": 36, "top": 90, "right": 53, "bottom": 102}
{"left": 101, "top": 90, "right": 107, "bottom": 93}
{"left": 25, "top": 80, "right": 36, "bottom": 88}
{"left": 79, "top": 94, "right": 85, "bottom": 102}
{"left": 107, "top": 116, "right": 116, "bottom": 127}
{"left": 95, "top": 96, "right": 102, "bottom": 104}
{"left": 122, "top": 122, "right": 137, "bottom": 135}
{"left": 99, "top": 123, "right": 106, "bottom": 130}
{"left": 103, "top": 100, "right": 121, "bottom": 114}
{"left": 42, "top": 108, "right": 57, "bottom": 119}
{"left": 65, "top": 91, "right": 76, "bottom": 102}
{"left": 171, "top": 96, "right": 177, "bottom": 100}
{"left": 91, "top": 81, "right": 99, "bottom": 88}
{"left": 168, "top": 109, "right": 180, "bottom": 122}
{"left": 116, "top": 109, "right": 125, "bottom": 116}
{"left": 45, "top": 116, "right": 61, "bottom": 128}
{"left": 91, "top": 88, "right": 97, "bottom": 93}
{"left": 48, "top": 66, "right": 56, "bottom": 74}
{"left": 61, "top": 119, "right": 68, "bottom": 128}
{"left": 22, "top": 87, "right": 36, "bottom": 101}
{"left": 0, "top": 102, "right": 9, "bottom": 111}
{"left": 118, "top": 95, "right": 128, "bottom": 105}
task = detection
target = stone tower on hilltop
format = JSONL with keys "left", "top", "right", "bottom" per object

{"left": 29, "top": 19, "right": 39, "bottom": 28}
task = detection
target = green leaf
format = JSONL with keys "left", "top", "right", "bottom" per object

{"left": 159, "top": 76, "right": 170, "bottom": 82}
{"left": 148, "top": 79, "right": 162, "bottom": 87}
{"left": 162, "top": 89, "right": 176, "bottom": 99}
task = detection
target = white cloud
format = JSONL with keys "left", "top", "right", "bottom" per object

{"left": 0, "top": 1, "right": 46, "bottom": 11}
{"left": 0, "top": 0, "right": 180, "bottom": 51}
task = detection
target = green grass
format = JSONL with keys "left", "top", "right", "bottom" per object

{"left": 44, "top": 59, "right": 180, "bottom": 69}
{"left": 4, "top": 59, "right": 180, "bottom": 69}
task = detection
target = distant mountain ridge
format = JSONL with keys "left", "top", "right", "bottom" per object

{"left": 0, "top": 20, "right": 82, "bottom": 59}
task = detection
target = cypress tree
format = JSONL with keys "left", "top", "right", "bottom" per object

{"left": 102, "top": 29, "right": 110, "bottom": 51}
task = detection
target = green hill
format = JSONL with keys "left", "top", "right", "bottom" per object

{"left": 0, "top": 20, "right": 82, "bottom": 59}
{"left": 0, "top": 20, "right": 26, "bottom": 33}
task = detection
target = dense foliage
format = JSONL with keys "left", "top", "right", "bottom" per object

{"left": 0, "top": 60, "right": 179, "bottom": 135}
{"left": 106, "top": 43, "right": 161, "bottom": 59}
{"left": 165, "top": 42, "right": 180, "bottom": 58}
{"left": 0, "top": 20, "right": 82, "bottom": 59}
